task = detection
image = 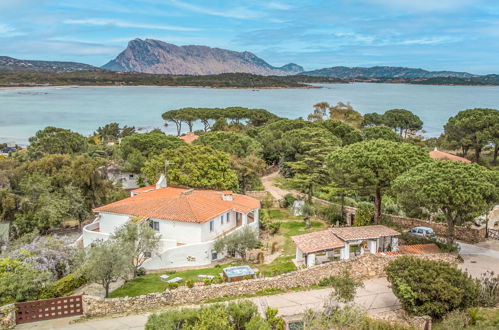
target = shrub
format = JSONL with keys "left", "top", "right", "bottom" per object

{"left": 267, "top": 222, "right": 281, "bottom": 235}
{"left": 38, "top": 273, "right": 87, "bottom": 299}
{"left": 477, "top": 271, "right": 499, "bottom": 307}
{"left": 353, "top": 202, "right": 374, "bottom": 226}
{"left": 437, "top": 309, "right": 471, "bottom": 330}
{"left": 317, "top": 268, "right": 364, "bottom": 303}
{"left": 136, "top": 267, "right": 146, "bottom": 277}
{"left": 145, "top": 301, "right": 275, "bottom": 330}
{"left": 265, "top": 307, "right": 285, "bottom": 330}
{"left": 283, "top": 193, "right": 296, "bottom": 208}
{"left": 386, "top": 256, "right": 479, "bottom": 318}
{"left": 185, "top": 279, "right": 194, "bottom": 288}
{"left": 167, "top": 282, "right": 179, "bottom": 290}
{"left": 203, "top": 278, "right": 212, "bottom": 286}
{"left": 212, "top": 275, "right": 224, "bottom": 284}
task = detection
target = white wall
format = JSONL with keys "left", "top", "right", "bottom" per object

{"left": 82, "top": 222, "right": 110, "bottom": 247}
{"left": 200, "top": 211, "right": 237, "bottom": 241}
{"left": 153, "top": 219, "right": 203, "bottom": 244}
{"left": 142, "top": 240, "right": 216, "bottom": 270}
{"left": 99, "top": 213, "right": 130, "bottom": 233}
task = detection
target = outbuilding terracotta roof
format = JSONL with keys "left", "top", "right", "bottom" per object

{"left": 179, "top": 132, "right": 199, "bottom": 144}
{"left": 378, "top": 243, "right": 441, "bottom": 256}
{"left": 94, "top": 187, "right": 260, "bottom": 223}
{"left": 429, "top": 149, "right": 471, "bottom": 163}
{"left": 291, "top": 229, "right": 345, "bottom": 254}
{"left": 329, "top": 225, "right": 400, "bottom": 241}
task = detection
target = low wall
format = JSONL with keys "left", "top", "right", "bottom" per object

{"left": 0, "top": 304, "right": 16, "bottom": 329}
{"left": 305, "top": 195, "right": 486, "bottom": 244}
{"left": 387, "top": 215, "right": 486, "bottom": 243}
{"left": 82, "top": 253, "right": 457, "bottom": 318}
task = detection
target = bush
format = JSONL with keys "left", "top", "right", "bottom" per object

{"left": 38, "top": 273, "right": 87, "bottom": 299}
{"left": 203, "top": 278, "right": 212, "bottom": 286}
{"left": 317, "top": 268, "right": 364, "bottom": 303}
{"left": 167, "top": 282, "right": 179, "bottom": 290}
{"left": 136, "top": 267, "right": 146, "bottom": 277}
{"left": 185, "top": 279, "right": 194, "bottom": 288}
{"left": 265, "top": 307, "right": 285, "bottom": 330}
{"left": 477, "top": 271, "right": 499, "bottom": 307}
{"left": 145, "top": 301, "right": 276, "bottom": 330}
{"left": 213, "top": 275, "right": 224, "bottom": 284}
{"left": 436, "top": 309, "right": 471, "bottom": 330}
{"left": 283, "top": 193, "right": 296, "bottom": 208}
{"left": 267, "top": 222, "right": 281, "bottom": 235}
{"left": 353, "top": 202, "right": 374, "bottom": 226}
{"left": 386, "top": 256, "right": 479, "bottom": 318}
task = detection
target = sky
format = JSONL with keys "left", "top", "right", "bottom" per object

{"left": 1, "top": 0, "right": 499, "bottom": 73}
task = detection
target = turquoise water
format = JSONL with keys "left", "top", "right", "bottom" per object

{"left": 1, "top": 83, "right": 499, "bottom": 144}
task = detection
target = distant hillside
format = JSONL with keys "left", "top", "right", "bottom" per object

{"left": 102, "top": 38, "right": 304, "bottom": 76}
{"left": 302, "top": 66, "right": 476, "bottom": 79}
{"left": 0, "top": 56, "right": 99, "bottom": 72}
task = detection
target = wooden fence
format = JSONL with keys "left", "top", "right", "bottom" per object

{"left": 15, "top": 295, "right": 83, "bottom": 325}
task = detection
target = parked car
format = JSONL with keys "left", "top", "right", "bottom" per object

{"left": 407, "top": 226, "right": 435, "bottom": 238}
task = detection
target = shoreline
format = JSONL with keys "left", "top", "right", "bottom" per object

{"left": 0, "top": 84, "right": 319, "bottom": 91}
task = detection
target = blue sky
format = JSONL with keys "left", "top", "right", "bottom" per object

{"left": 1, "top": 0, "right": 498, "bottom": 73}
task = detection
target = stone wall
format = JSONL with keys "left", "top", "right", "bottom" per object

{"left": 83, "top": 253, "right": 458, "bottom": 318}
{"left": 0, "top": 304, "right": 16, "bottom": 329}
{"left": 387, "top": 215, "right": 486, "bottom": 243}
{"left": 307, "top": 195, "right": 486, "bottom": 244}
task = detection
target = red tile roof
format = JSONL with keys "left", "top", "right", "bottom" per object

{"left": 377, "top": 243, "right": 441, "bottom": 256}
{"left": 292, "top": 229, "right": 345, "bottom": 254}
{"left": 329, "top": 225, "right": 400, "bottom": 241}
{"left": 179, "top": 133, "right": 199, "bottom": 144}
{"left": 94, "top": 187, "right": 260, "bottom": 223}
{"left": 429, "top": 150, "right": 471, "bottom": 163}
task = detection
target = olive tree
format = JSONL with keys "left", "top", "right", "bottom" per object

{"left": 393, "top": 161, "right": 499, "bottom": 243}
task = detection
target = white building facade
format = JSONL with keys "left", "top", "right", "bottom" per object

{"left": 79, "top": 182, "right": 260, "bottom": 270}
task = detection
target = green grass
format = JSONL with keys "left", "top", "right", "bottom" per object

{"left": 433, "top": 308, "right": 499, "bottom": 330}
{"left": 268, "top": 209, "right": 289, "bottom": 220}
{"left": 273, "top": 177, "right": 295, "bottom": 190}
{"left": 109, "top": 263, "right": 234, "bottom": 298}
{"left": 278, "top": 220, "right": 327, "bottom": 256}
{"left": 256, "top": 256, "right": 296, "bottom": 277}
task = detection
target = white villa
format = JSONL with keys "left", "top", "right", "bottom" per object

{"left": 292, "top": 225, "right": 400, "bottom": 267}
{"left": 78, "top": 175, "right": 260, "bottom": 270}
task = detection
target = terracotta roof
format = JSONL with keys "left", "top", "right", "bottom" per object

{"left": 292, "top": 229, "right": 345, "bottom": 254}
{"left": 130, "top": 185, "right": 156, "bottom": 194}
{"left": 94, "top": 187, "right": 260, "bottom": 223}
{"left": 378, "top": 243, "right": 441, "bottom": 256}
{"left": 329, "top": 225, "right": 400, "bottom": 241}
{"left": 429, "top": 150, "right": 471, "bottom": 163}
{"left": 179, "top": 133, "right": 199, "bottom": 144}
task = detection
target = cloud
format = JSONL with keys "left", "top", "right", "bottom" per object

{"left": 63, "top": 18, "right": 199, "bottom": 31}
{"left": 0, "top": 23, "right": 26, "bottom": 37}
{"left": 167, "top": 0, "right": 262, "bottom": 19}
{"left": 266, "top": 2, "right": 294, "bottom": 10}
{"left": 364, "top": 0, "right": 476, "bottom": 12}
{"left": 399, "top": 36, "right": 460, "bottom": 45}
{"left": 0, "top": 38, "right": 122, "bottom": 56}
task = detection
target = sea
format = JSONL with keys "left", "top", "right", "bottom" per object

{"left": 1, "top": 83, "right": 499, "bottom": 144}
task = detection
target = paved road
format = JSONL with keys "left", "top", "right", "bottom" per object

{"left": 458, "top": 242, "right": 499, "bottom": 277}
{"left": 261, "top": 171, "right": 297, "bottom": 200}
{"left": 16, "top": 278, "right": 399, "bottom": 330}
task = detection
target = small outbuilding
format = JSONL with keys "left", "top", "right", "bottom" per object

{"left": 292, "top": 225, "right": 400, "bottom": 267}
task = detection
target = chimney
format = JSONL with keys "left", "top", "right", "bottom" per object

{"left": 156, "top": 174, "right": 167, "bottom": 189}
{"left": 434, "top": 147, "right": 438, "bottom": 151}
{"left": 222, "top": 191, "right": 233, "bottom": 201}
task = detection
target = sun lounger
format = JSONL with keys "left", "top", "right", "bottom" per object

{"left": 198, "top": 275, "right": 215, "bottom": 280}
{"left": 159, "top": 275, "right": 169, "bottom": 282}
{"left": 166, "top": 277, "right": 183, "bottom": 283}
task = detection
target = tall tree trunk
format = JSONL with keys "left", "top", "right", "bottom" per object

{"left": 374, "top": 187, "right": 382, "bottom": 225}
{"left": 493, "top": 145, "right": 498, "bottom": 165}
{"left": 474, "top": 147, "right": 481, "bottom": 163}
{"left": 104, "top": 282, "right": 110, "bottom": 298}
{"left": 446, "top": 216, "right": 456, "bottom": 244}
{"left": 340, "top": 192, "right": 345, "bottom": 223}
{"left": 461, "top": 146, "right": 468, "bottom": 157}
{"left": 188, "top": 121, "right": 194, "bottom": 132}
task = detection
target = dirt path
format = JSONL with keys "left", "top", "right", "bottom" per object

{"left": 261, "top": 171, "right": 298, "bottom": 200}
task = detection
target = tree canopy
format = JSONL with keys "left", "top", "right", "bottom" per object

{"left": 444, "top": 108, "right": 499, "bottom": 162}
{"left": 327, "top": 139, "right": 430, "bottom": 223}
{"left": 320, "top": 120, "right": 363, "bottom": 146}
{"left": 362, "top": 126, "right": 403, "bottom": 142}
{"left": 94, "top": 122, "right": 135, "bottom": 142}
{"left": 393, "top": 161, "right": 499, "bottom": 242}
{"left": 142, "top": 144, "right": 239, "bottom": 191}
{"left": 28, "top": 126, "right": 87, "bottom": 158}
{"left": 119, "top": 131, "right": 185, "bottom": 172}
{"left": 329, "top": 102, "right": 364, "bottom": 129}
{"left": 193, "top": 131, "right": 263, "bottom": 158}
{"left": 383, "top": 109, "right": 423, "bottom": 137}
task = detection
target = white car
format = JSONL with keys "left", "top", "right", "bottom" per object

{"left": 407, "top": 226, "right": 435, "bottom": 238}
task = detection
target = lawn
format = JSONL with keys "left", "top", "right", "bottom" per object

{"left": 110, "top": 209, "right": 328, "bottom": 298}
{"left": 109, "top": 263, "right": 233, "bottom": 298}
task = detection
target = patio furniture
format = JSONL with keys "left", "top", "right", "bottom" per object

{"left": 198, "top": 275, "right": 215, "bottom": 280}
{"left": 166, "top": 277, "right": 183, "bottom": 283}
{"left": 159, "top": 275, "right": 169, "bottom": 282}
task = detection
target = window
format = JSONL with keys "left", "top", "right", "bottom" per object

{"left": 149, "top": 220, "right": 159, "bottom": 231}
{"left": 221, "top": 214, "right": 224, "bottom": 225}
{"left": 129, "top": 174, "right": 134, "bottom": 178}
{"left": 144, "top": 251, "right": 152, "bottom": 258}
{"left": 210, "top": 220, "right": 214, "bottom": 232}
{"left": 211, "top": 251, "right": 218, "bottom": 260}
{"left": 226, "top": 212, "right": 230, "bottom": 222}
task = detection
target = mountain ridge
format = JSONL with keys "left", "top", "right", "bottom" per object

{"left": 102, "top": 38, "right": 304, "bottom": 76}
{"left": 0, "top": 56, "right": 99, "bottom": 72}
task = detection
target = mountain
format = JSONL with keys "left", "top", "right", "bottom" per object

{"left": 0, "top": 56, "right": 99, "bottom": 72}
{"left": 301, "top": 66, "right": 476, "bottom": 79}
{"left": 102, "top": 39, "right": 304, "bottom": 76}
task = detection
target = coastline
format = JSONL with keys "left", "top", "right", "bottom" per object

{"left": 0, "top": 84, "right": 319, "bottom": 91}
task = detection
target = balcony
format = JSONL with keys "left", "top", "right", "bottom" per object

{"left": 82, "top": 221, "right": 110, "bottom": 247}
